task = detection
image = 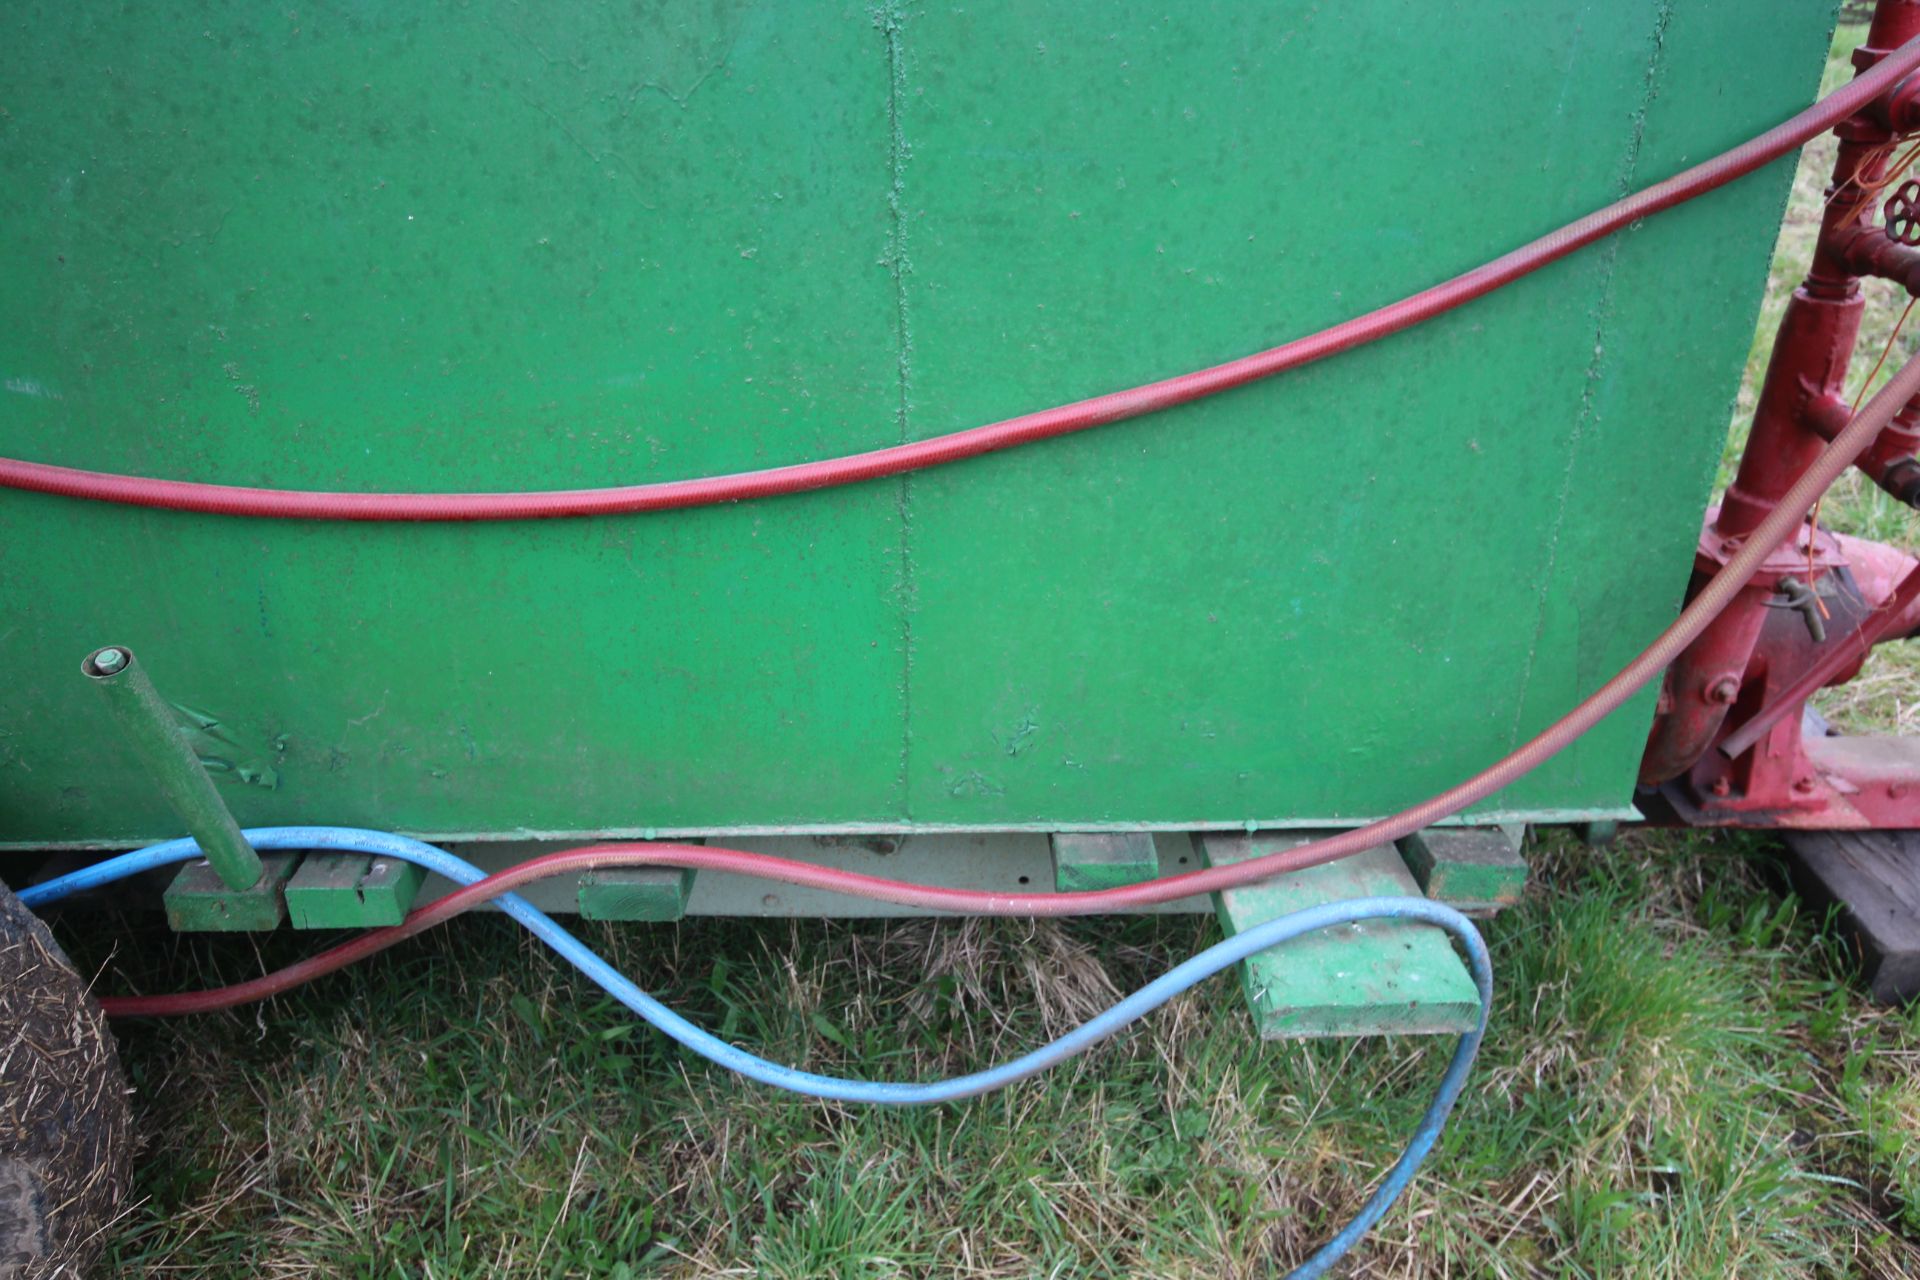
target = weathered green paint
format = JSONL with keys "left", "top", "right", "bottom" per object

{"left": 1051, "top": 832, "right": 1159, "bottom": 892}
{"left": 1197, "top": 832, "right": 1480, "bottom": 1038}
{"left": 0, "top": 4, "right": 1833, "bottom": 849}
{"left": 285, "top": 853, "right": 425, "bottom": 929}
{"left": 1396, "top": 826, "right": 1530, "bottom": 913}
{"left": 578, "top": 869, "right": 696, "bottom": 923}
{"left": 164, "top": 853, "right": 299, "bottom": 932}
{"left": 83, "top": 648, "right": 262, "bottom": 890}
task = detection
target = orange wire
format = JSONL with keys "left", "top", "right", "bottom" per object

{"left": 1825, "top": 136, "right": 1920, "bottom": 211}
{"left": 1807, "top": 294, "right": 1920, "bottom": 604}
{"left": 1787, "top": 128, "right": 1920, "bottom": 599}
{"left": 1852, "top": 297, "right": 1916, "bottom": 415}
{"left": 1814, "top": 134, "right": 1920, "bottom": 597}
{"left": 1827, "top": 139, "right": 1902, "bottom": 210}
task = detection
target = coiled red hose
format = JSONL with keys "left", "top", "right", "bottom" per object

{"left": 101, "top": 342, "right": 1920, "bottom": 1015}
{"left": 8, "top": 41, "right": 1920, "bottom": 521}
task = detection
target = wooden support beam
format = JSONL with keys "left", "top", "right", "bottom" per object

{"left": 163, "top": 852, "right": 300, "bottom": 932}
{"left": 1050, "top": 832, "right": 1159, "bottom": 891}
{"left": 1395, "top": 824, "right": 1528, "bottom": 914}
{"left": 1575, "top": 819, "right": 1620, "bottom": 847}
{"left": 1782, "top": 830, "right": 1920, "bottom": 1005}
{"left": 577, "top": 867, "right": 695, "bottom": 922}
{"left": 285, "top": 853, "right": 426, "bottom": 929}
{"left": 1195, "top": 831, "right": 1480, "bottom": 1039}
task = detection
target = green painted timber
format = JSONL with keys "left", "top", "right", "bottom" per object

{"left": 1051, "top": 832, "right": 1158, "bottom": 892}
{"left": 1196, "top": 832, "right": 1480, "bottom": 1038}
{"left": 164, "top": 852, "right": 300, "bottom": 932}
{"left": 0, "top": 4, "right": 1834, "bottom": 850}
{"left": 577, "top": 868, "right": 696, "bottom": 923}
{"left": 284, "top": 853, "right": 426, "bottom": 929}
{"left": 1396, "top": 826, "right": 1530, "bottom": 914}
{"left": 1578, "top": 820, "right": 1624, "bottom": 847}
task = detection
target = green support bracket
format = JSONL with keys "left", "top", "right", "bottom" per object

{"left": 1050, "top": 832, "right": 1159, "bottom": 891}
{"left": 164, "top": 852, "right": 300, "bottom": 932}
{"left": 1195, "top": 831, "right": 1481, "bottom": 1039}
{"left": 83, "top": 645, "right": 262, "bottom": 892}
{"left": 1576, "top": 819, "right": 1621, "bottom": 847}
{"left": 285, "top": 853, "right": 427, "bottom": 929}
{"left": 1395, "top": 824, "right": 1530, "bottom": 914}
{"left": 577, "top": 867, "right": 695, "bottom": 922}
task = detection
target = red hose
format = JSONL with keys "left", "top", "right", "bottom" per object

{"left": 10, "top": 42, "right": 1920, "bottom": 522}
{"left": 86, "top": 48, "right": 1920, "bottom": 1016}
{"left": 99, "top": 344, "right": 1920, "bottom": 1016}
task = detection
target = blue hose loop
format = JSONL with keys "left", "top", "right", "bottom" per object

{"left": 22, "top": 827, "right": 1491, "bottom": 1279}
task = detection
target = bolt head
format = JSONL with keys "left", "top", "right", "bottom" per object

{"left": 93, "top": 647, "right": 127, "bottom": 675}
{"left": 1706, "top": 676, "right": 1741, "bottom": 705}
{"left": 1709, "top": 777, "right": 1733, "bottom": 797}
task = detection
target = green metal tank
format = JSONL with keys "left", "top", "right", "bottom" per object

{"left": 0, "top": 2, "right": 1834, "bottom": 851}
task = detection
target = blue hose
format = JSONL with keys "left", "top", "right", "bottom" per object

{"left": 22, "top": 826, "right": 1491, "bottom": 1279}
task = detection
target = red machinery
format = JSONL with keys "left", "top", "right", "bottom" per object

{"left": 1644, "top": 2, "right": 1920, "bottom": 837}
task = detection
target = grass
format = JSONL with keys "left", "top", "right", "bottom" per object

{"left": 49, "top": 18, "right": 1920, "bottom": 1280}
{"left": 54, "top": 836, "right": 1920, "bottom": 1277}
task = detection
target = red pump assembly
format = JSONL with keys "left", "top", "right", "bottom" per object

{"left": 1642, "top": 0, "right": 1920, "bottom": 827}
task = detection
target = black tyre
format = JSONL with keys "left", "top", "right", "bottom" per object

{"left": 0, "top": 881, "right": 130, "bottom": 1279}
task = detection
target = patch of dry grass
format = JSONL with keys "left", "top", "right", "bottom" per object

{"left": 47, "top": 829, "right": 1920, "bottom": 1277}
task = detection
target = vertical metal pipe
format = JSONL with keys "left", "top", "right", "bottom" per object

{"left": 1719, "top": 0, "right": 1920, "bottom": 539}
{"left": 83, "top": 645, "right": 263, "bottom": 890}
{"left": 1643, "top": 0, "right": 1920, "bottom": 787}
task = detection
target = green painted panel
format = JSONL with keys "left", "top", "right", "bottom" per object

{"left": 900, "top": 1, "right": 1830, "bottom": 825}
{"left": 1, "top": 2, "right": 909, "bottom": 839}
{"left": 0, "top": 3, "right": 1832, "bottom": 847}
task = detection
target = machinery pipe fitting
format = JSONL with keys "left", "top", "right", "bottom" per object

{"left": 1838, "top": 226, "right": 1920, "bottom": 293}
{"left": 83, "top": 646, "right": 263, "bottom": 891}
{"left": 1873, "top": 71, "right": 1920, "bottom": 132}
{"left": 1705, "top": 675, "right": 1742, "bottom": 706}
{"left": 1800, "top": 394, "right": 1920, "bottom": 506}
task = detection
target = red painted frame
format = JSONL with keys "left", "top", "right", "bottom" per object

{"left": 1642, "top": 0, "right": 1920, "bottom": 829}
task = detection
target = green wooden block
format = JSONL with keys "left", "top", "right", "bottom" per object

{"left": 1396, "top": 825, "right": 1528, "bottom": 912}
{"left": 1576, "top": 819, "right": 1621, "bottom": 848}
{"left": 1051, "top": 832, "right": 1159, "bottom": 892}
{"left": 164, "top": 852, "right": 300, "bottom": 932}
{"left": 577, "top": 868, "right": 695, "bottom": 922}
{"left": 1196, "top": 832, "right": 1480, "bottom": 1039}
{"left": 285, "top": 853, "right": 426, "bottom": 929}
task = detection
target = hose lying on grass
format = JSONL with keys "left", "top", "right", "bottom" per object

{"left": 23, "top": 828, "right": 1489, "bottom": 1280}
{"left": 30, "top": 346, "right": 1920, "bottom": 1270}
{"left": 29, "top": 348, "right": 1920, "bottom": 1272}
